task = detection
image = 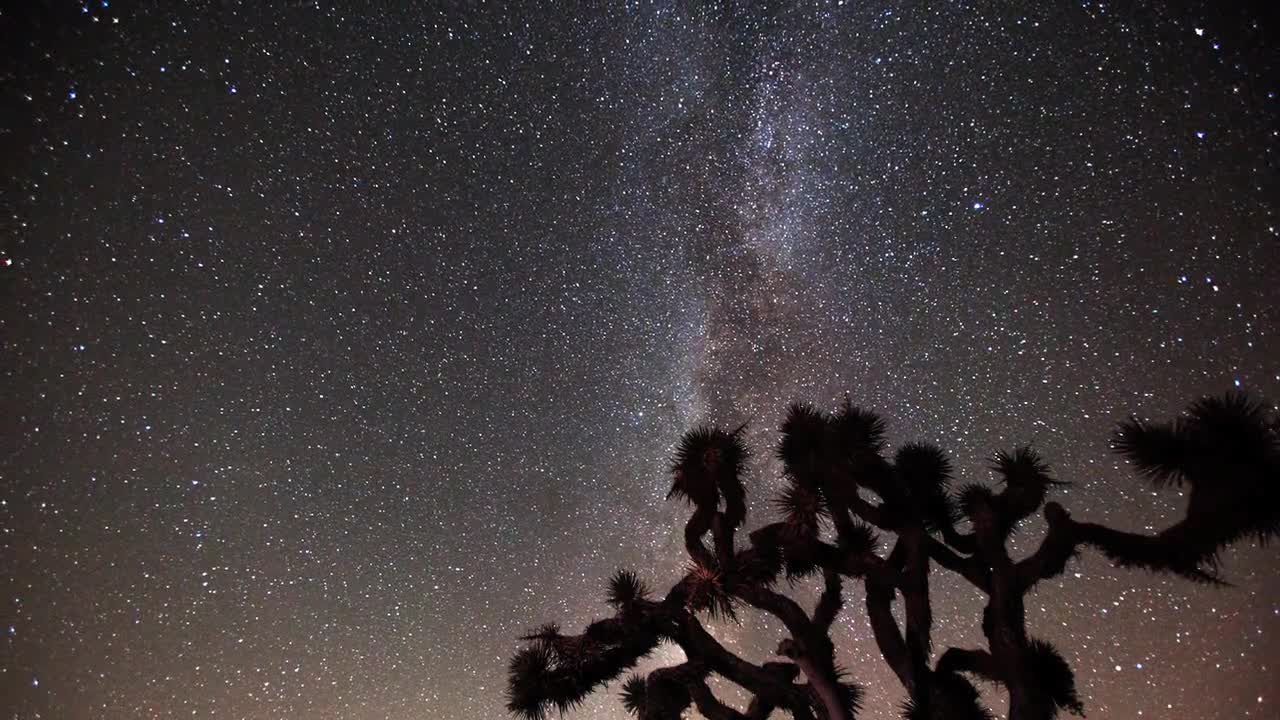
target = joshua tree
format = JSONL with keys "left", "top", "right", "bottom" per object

{"left": 506, "top": 393, "right": 1279, "bottom": 720}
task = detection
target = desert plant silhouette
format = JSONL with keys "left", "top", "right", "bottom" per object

{"left": 506, "top": 392, "right": 1278, "bottom": 720}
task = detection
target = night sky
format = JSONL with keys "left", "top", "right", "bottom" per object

{"left": 2, "top": 2, "right": 1278, "bottom": 719}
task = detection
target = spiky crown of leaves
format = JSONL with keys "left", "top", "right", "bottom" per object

{"left": 1113, "top": 392, "right": 1278, "bottom": 487}
{"left": 893, "top": 442, "right": 960, "bottom": 532}
{"left": 1025, "top": 638, "right": 1085, "bottom": 717}
{"left": 606, "top": 569, "right": 650, "bottom": 611}
{"left": 776, "top": 401, "right": 890, "bottom": 517}
{"left": 1113, "top": 392, "right": 1280, "bottom": 552}
{"left": 991, "top": 446, "right": 1064, "bottom": 489}
{"left": 778, "top": 401, "right": 888, "bottom": 473}
{"left": 667, "top": 425, "right": 749, "bottom": 515}
{"left": 901, "top": 671, "right": 995, "bottom": 720}
{"left": 681, "top": 560, "right": 736, "bottom": 620}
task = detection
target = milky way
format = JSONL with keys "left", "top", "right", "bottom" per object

{"left": 2, "top": 3, "right": 1277, "bottom": 719}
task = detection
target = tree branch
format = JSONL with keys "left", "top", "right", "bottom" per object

{"left": 927, "top": 536, "right": 990, "bottom": 592}
{"left": 937, "top": 647, "right": 1003, "bottom": 684}
{"left": 687, "top": 677, "right": 752, "bottom": 720}
{"left": 864, "top": 570, "right": 914, "bottom": 691}
{"left": 847, "top": 492, "right": 894, "bottom": 530}
{"left": 684, "top": 506, "right": 717, "bottom": 568}
{"left": 813, "top": 567, "right": 844, "bottom": 631}
{"left": 1014, "top": 502, "right": 1080, "bottom": 591}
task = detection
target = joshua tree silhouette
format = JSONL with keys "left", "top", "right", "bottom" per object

{"left": 506, "top": 393, "right": 1278, "bottom": 720}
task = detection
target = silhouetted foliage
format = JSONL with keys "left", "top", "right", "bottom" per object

{"left": 507, "top": 392, "right": 1278, "bottom": 719}
{"left": 608, "top": 569, "right": 652, "bottom": 611}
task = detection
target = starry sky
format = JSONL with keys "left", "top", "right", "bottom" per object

{"left": 2, "top": 2, "right": 1277, "bottom": 719}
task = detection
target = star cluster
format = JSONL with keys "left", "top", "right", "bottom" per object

{"left": 2, "top": 2, "right": 1276, "bottom": 719}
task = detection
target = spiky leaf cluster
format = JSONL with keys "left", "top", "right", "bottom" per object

{"left": 1114, "top": 393, "right": 1272, "bottom": 486}
{"left": 956, "top": 483, "right": 995, "bottom": 523}
{"left": 901, "top": 671, "right": 995, "bottom": 720}
{"left": 779, "top": 537, "right": 823, "bottom": 581}
{"left": 830, "top": 399, "right": 888, "bottom": 455}
{"left": 668, "top": 425, "right": 749, "bottom": 527}
{"left": 837, "top": 520, "right": 879, "bottom": 561}
{"left": 622, "top": 670, "right": 694, "bottom": 720}
{"left": 506, "top": 618, "right": 659, "bottom": 720}
{"left": 955, "top": 448, "right": 1066, "bottom": 539}
{"left": 835, "top": 677, "right": 864, "bottom": 718}
{"left": 1113, "top": 393, "right": 1280, "bottom": 550}
{"left": 892, "top": 442, "right": 959, "bottom": 533}
{"left": 991, "top": 447, "right": 1065, "bottom": 527}
{"left": 619, "top": 674, "right": 646, "bottom": 716}
{"left": 1026, "top": 639, "right": 1085, "bottom": 718}
{"left": 775, "top": 481, "right": 827, "bottom": 533}
{"left": 606, "top": 570, "right": 650, "bottom": 612}
{"left": 777, "top": 401, "right": 890, "bottom": 513}
{"left": 680, "top": 560, "right": 736, "bottom": 621}
{"left": 778, "top": 403, "right": 832, "bottom": 477}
